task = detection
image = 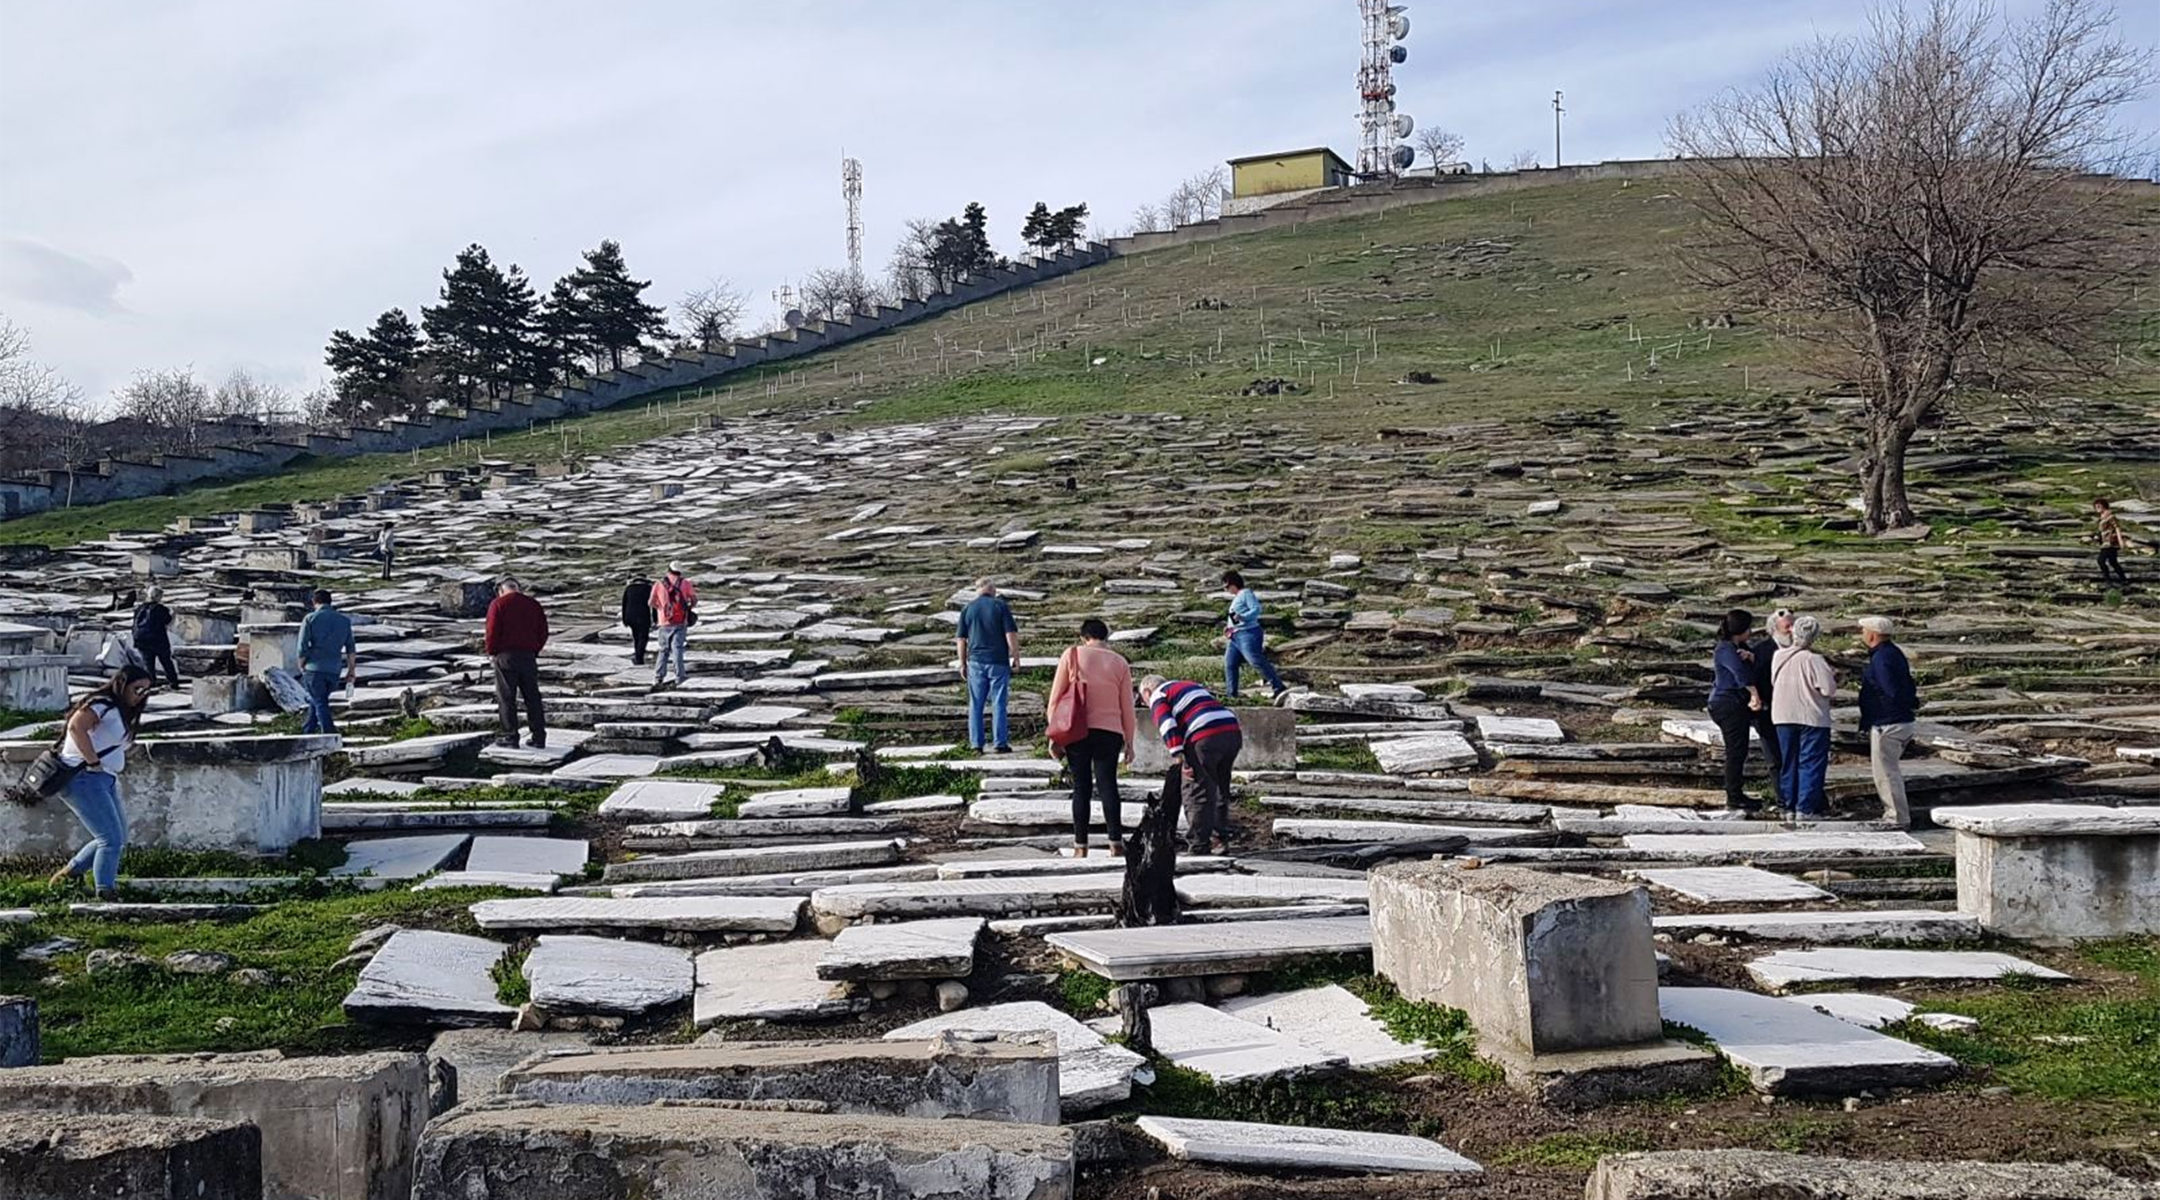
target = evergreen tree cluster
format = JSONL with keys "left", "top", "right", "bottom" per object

{"left": 1020, "top": 202, "right": 1089, "bottom": 255}
{"left": 324, "top": 239, "right": 667, "bottom": 421}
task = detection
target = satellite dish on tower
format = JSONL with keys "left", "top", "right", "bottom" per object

{"left": 1393, "top": 113, "right": 1415, "bottom": 138}
{"left": 1389, "top": 44, "right": 1407, "bottom": 64}
{"left": 1390, "top": 144, "right": 1417, "bottom": 170}
{"left": 784, "top": 308, "right": 805, "bottom": 328}
{"left": 1390, "top": 13, "right": 1410, "bottom": 37}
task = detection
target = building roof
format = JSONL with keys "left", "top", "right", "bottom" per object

{"left": 1226, "top": 147, "right": 1352, "bottom": 171}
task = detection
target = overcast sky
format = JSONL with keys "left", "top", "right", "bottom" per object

{"left": 3, "top": 0, "right": 2155, "bottom": 408}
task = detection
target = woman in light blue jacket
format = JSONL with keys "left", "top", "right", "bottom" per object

{"left": 1222, "top": 570, "right": 1288, "bottom": 702}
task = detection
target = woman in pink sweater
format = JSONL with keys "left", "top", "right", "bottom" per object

{"left": 1047, "top": 618, "right": 1136, "bottom": 857}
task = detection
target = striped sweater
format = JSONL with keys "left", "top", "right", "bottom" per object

{"left": 1150, "top": 679, "right": 1240, "bottom": 753}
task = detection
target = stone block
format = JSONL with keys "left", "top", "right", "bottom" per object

{"left": 1934, "top": 804, "right": 2160, "bottom": 940}
{"left": 0, "top": 994, "right": 36, "bottom": 1066}
{"left": 342, "top": 930, "right": 514, "bottom": 1028}
{"left": 1131, "top": 706, "right": 1297, "bottom": 774}
{"left": 410, "top": 1102, "right": 1075, "bottom": 1199}
{"left": 500, "top": 1034, "right": 1058, "bottom": 1124}
{"left": 524, "top": 936, "right": 693, "bottom": 1015}
{"left": 1475, "top": 1037, "right": 1721, "bottom": 1110}
{"left": 0, "top": 735, "right": 332, "bottom": 857}
{"left": 436, "top": 580, "right": 495, "bottom": 618}
{"left": 1585, "top": 1149, "right": 2153, "bottom": 1200}
{"left": 885, "top": 1002, "right": 1146, "bottom": 1114}
{"left": 1045, "top": 915, "right": 1372, "bottom": 981}
{"left": 0, "top": 655, "right": 70, "bottom": 712}
{"left": 0, "top": 1051, "right": 428, "bottom": 1200}
{"left": 1370, "top": 861, "right": 1660, "bottom": 1054}
{"left": 1658, "top": 987, "right": 1957, "bottom": 1096}
{"left": 0, "top": 1112, "right": 262, "bottom": 1200}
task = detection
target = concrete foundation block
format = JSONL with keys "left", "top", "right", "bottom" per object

{"left": 498, "top": 1034, "right": 1059, "bottom": 1124}
{"left": 0, "top": 995, "right": 37, "bottom": 1067}
{"left": 1586, "top": 1149, "right": 2156, "bottom": 1199}
{"left": 0, "top": 655, "right": 70, "bottom": 713}
{"left": 1935, "top": 805, "right": 2160, "bottom": 941}
{"left": 1131, "top": 706, "right": 1296, "bottom": 773}
{"left": 411, "top": 1101, "right": 1076, "bottom": 1199}
{"left": 1370, "top": 861, "right": 1660, "bottom": 1054}
{"left": 437, "top": 580, "right": 495, "bottom": 618}
{"left": 0, "top": 735, "right": 332, "bottom": 857}
{"left": 0, "top": 1112, "right": 263, "bottom": 1200}
{"left": 1475, "top": 1037, "right": 1720, "bottom": 1110}
{"left": 0, "top": 1050, "right": 429, "bottom": 1200}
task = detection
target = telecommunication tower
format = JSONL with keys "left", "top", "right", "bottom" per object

{"left": 841, "top": 156, "right": 864, "bottom": 281}
{"left": 1356, "top": 1, "right": 1416, "bottom": 176}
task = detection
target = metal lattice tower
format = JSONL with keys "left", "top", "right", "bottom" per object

{"left": 1356, "top": 1, "right": 1415, "bottom": 177}
{"left": 841, "top": 156, "right": 864, "bottom": 281}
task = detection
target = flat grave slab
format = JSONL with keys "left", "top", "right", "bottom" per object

{"left": 525, "top": 934, "right": 693, "bottom": 1015}
{"left": 1619, "top": 831, "right": 1929, "bottom": 860}
{"left": 1218, "top": 984, "right": 1433, "bottom": 1069}
{"left": 1747, "top": 947, "right": 2070, "bottom": 991}
{"left": 1658, "top": 986, "right": 1959, "bottom": 1095}
{"left": 604, "top": 840, "right": 905, "bottom": 884}
{"left": 1651, "top": 909, "right": 1980, "bottom": 943}
{"left": 736, "top": 786, "right": 852, "bottom": 819}
{"left": 342, "top": 929, "right": 512, "bottom": 1028}
{"left": 1786, "top": 992, "right": 1977, "bottom": 1032}
{"left": 471, "top": 895, "right": 804, "bottom": 934}
{"left": 885, "top": 1000, "right": 1146, "bottom": 1113}
{"left": 1626, "top": 866, "right": 1832, "bottom": 904}
{"left": 1475, "top": 715, "right": 1565, "bottom": 744}
{"left": 1047, "top": 915, "right": 1372, "bottom": 981}
{"left": 969, "top": 797, "right": 1157, "bottom": 829}
{"left": 1272, "top": 818, "right": 1541, "bottom": 846}
{"left": 1138, "top": 1002, "right": 1347, "bottom": 1084}
{"left": 466, "top": 835, "right": 589, "bottom": 878}
{"left": 812, "top": 874, "right": 1126, "bottom": 926}
{"left": 552, "top": 754, "right": 664, "bottom": 781}
{"left": 1369, "top": 732, "right": 1479, "bottom": 774}
{"left": 331, "top": 833, "right": 469, "bottom": 880}
{"left": 693, "top": 939, "right": 864, "bottom": 1026}
{"left": 817, "top": 916, "right": 985, "bottom": 981}
{"left": 413, "top": 870, "right": 558, "bottom": 892}
{"left": 862, "top": 794, "right": 966, "bottom": 815}
{"left": 1136, "top": 1115, "right": 1480, "bottom": 1175}
{"left": 596, "top": 778, "right": 724, "bottom": 819}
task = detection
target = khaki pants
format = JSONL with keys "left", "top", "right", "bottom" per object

{"left": 1871, "top": 722, "right": 1915, "bottom": 827}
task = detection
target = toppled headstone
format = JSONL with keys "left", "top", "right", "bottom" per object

{"left": 523, "top": 936, "right": 693, "bottom": 1016}
{"left": 1747, "top": 947, "right": 2070, "bottom": 992}
{"left": 885, "top": 1002, "right": 1146, "bottom": 1114}
{"left": 1658, "top": 987, "right": 1958, "bottom": 1095}
{"left": 343, "top": 930, "right": 513, "bottom": 1028}
{"left": 1136, "top": 1115, "right": 1480, "bottom": 1175}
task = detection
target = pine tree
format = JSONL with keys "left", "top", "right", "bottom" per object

{"left": 1021, "top": 203, "right": 1054, "bottom": 255}
{"left": 564, "top": 239, "right": 668, "bottom": 371}
{"left": 1048, "top": 203, "right": 1089, "bottom": 251}
{"left": 324, "top": 307, "right": 424, "bottom": 419}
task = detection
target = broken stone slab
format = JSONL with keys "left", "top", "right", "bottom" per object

{"left": 0, "top": 1051, "right": 430, "bottom": 1200}
{"left": 1370, "top": 861, "right": 1662, "bottom": 1055}
{"left": 1174, "top": 873, "right": 1370, "bottom": 908}
{"left": 343, "top": 731, "right": 495, "bottom": 768}
{"left": 524, "top": 935, "right": 693, "bottom": 1016}
{"left": 817, "top": 917, "right": 985, "bottom": 981}
{"left": 1271, "top": 818, "right": 1547, "bottom": 846}
{"left": 1658, "top": 986, "right": 1959, "bottom": 1095}
{"left": 1139, "top": 1002, "right": 1347, "bottom": 1084}
{"left": 1136, "top": 1115, "right": 1480, "bottom": 1175}
{"left": 1652, "top": 909, "right": 1980, "bottom": 944}
{"left": 1786, "top": 992, "right": 1977, "bottom": 1032}
{"left": 595, "top": 778, "right": 725, "bottom": 819}
{"left": 463, "top": 836, "right": 588, "bottom": 878}
{"left": 603, "top": 839, "right": 904, "bottom": 884}
{"left": 342, "top": 930, "right": 514, "bottom": 1028}
{"left": 1619, "top": 831, "right": 1928, "bottom": 861}
{"left": 409, "top": 1103, "right": 1075, "bottom": 1200}
{"left": 1217, "top": 984, "right": 1433, "bottom": 1069}
{"left": 471, "top": 895, "right": 804, "bottom": 935}
{"left": 736, "top": 786, "right": 853, "bottom": 819}
{"left": 967, "top": 796, "right": 1155, "bottom": 829}
{"left": 0, "top": 1111, "right": 263, "bottom": 1200}
{"left": 1284, "top": 692, "right": 1457, "bottom": 721}
{"left": 1585, "top": 1149, "right": 2155, "bottom": 1200}
{"left": 885, "top": 1002, "right": 1147, "bottom": 1114}
{"left": 412, "top": 871, "right": 558, "bottom": 893}
{"left": 863, "top": 794, "right": 967, "bottom": 815}
{"left": 1625, "top": 866, "right": 1833, "bottom": 904}
{"left": 331, "top": 834, "right": 470, "bottom": 881}
{"left": 812, "top": 874, "right": 1126, "bottom": 930}
{"left": 1368, "top": 732, "right": 1480, "bottom": 774}
{"left": 499, "top": 1035, "right": 1058, "bottom": 1125}
{"left": 1934, "top": 803, "right": 2160, "bottom": 941}
{"left": 693, "top": 939, "right": 865, "bottom": 1026}
{"left": 809, "top": 667, "right": 956, "bottom": 690}
{"left": 1474, "top": 715, "right": 1565, "bottom": 743}
{"left": 623, "top": 816, "right": 903, "bottom": 844}
{"left": 1046, "top": 915, "right": 1373, "bottom": 981}
{"left": 1747, "top": 947, "right": 2070, "bottom": 992}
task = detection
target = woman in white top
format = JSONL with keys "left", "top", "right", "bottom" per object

{"left": 46, "top": 666, "right": 154, "bottom": 900}
{"left": 1769, "top": 616, "right": 1837, "bottom": 817}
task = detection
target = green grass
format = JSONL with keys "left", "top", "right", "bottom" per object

{"left": 0, "top": 705, "right": 64, "bottom": 731}
{"left": 491, "top": 944, "right": 531, "bottom": 1006}
{"left": 0, "top": 885, "right": 523, "bottom": 1060}
{"left": 1134, "top": 1060, "right": 1444, "bottom": 1139}
{"left": 1297, "top": 742, "right": 1382, "bottom": 773}
{"left": 1897, "top": 936, "right": 2160, "bottom": 1110}
{"left": 854, "top": 763, "right": 983, "bottom": 804}
{"left": 1058, "top": 968, "right": 1113, "bottom": 1014}
{"left": 1492, "top": 1131, "right": 1658, "bottom": 1169}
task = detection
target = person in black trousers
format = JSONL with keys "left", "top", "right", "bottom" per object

{"left": 1706, "top": 608, "right": 1760, "bottom": 812}
{"left": 1743, "top": 609, "right": 1788, "bottom": 810}
{"left": 132, "top": 586, "right": 180, "bottom": 689}
{"left": 620, "top": 574, "right": 653, "bottom": 666}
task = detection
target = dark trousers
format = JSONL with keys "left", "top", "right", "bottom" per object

{"left": 2100, "top": 546, "right": 2129, "bottom": 585}
{"left": 1181, "top": 729, "right": 1243, "bottom": 848}
{"left": 300, "top": 668, "right": 338, "bottom": 736}
{"left": 379, "top": 549, "right": 393, "bottom": 580}
{"left": 628, "top": 622, "right": 651, "bottom": 666}
{"left": 1070, "top": 728, "right": 1125, "bottom": 847}
{"left": 1750, "top": 706, "right": 1785, "bottom": 807}
{"left": 139, "top": 640, "right": 179, "bottom": 689}
{"left": 492, "top": 651, "right": 545, "bottom": 744}
{"left": 1709, "top": 697, "right": 1758, "bottom": 809}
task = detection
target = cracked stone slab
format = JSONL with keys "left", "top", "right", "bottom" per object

{"left": 1137, "top": 1115, "right": 1480, "bottom": 1174}
{"left": 1658, "top": 987, "right": 1958, "bottom": 1095}
{"left": 342, "top": 929, "right": 512, "bottom": 1028}
{"left": 1746, "top": 947, "right": 2070, "bottom": 991}
{"left": 525, "top": 935, "right": 693, "bottom": 1015}
{"left": 816, "top": 917, "right": 985, "bottom": 981}
{"left": 887, "top": 1001, "right": 1147, "bottom": 1113}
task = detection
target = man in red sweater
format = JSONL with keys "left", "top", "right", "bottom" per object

{"left": 483, "top": 578, "right": 549, "bottom": 748}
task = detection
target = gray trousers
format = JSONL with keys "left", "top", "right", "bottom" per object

{"left": 1180, "top": 729, "right": 1243, "bottom": 849}
{"left": 1871, "top": 722, "right": 1915, "bottom": 827}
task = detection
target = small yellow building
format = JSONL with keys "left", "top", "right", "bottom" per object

{"left": 1228, "top": 147, "right": 1354, "bottom": 200}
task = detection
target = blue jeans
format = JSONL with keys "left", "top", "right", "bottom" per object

{"left": 61, "top": 769, "right": 126, "bottom": 892}
{"left": 653, "top": 625, "right": 688, "bottom": 684}
{"left": 1224, "top": 628, "right": 1284, "bottom": 698}
{"left": 1777, "top": 725, "right": 1831, "bottom": 815}
{"left": 300, "top": 668, "right": 338, "bottom": 735}
{"left": 966, "top": 660, "right": 1011, "bottom": 749}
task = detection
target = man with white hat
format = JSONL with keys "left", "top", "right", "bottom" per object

{"left": 648, "top": 562, "right": 699, "bottom": 689}
{"left": 1857, "top": 616, "right": 1918, "bottom": 827}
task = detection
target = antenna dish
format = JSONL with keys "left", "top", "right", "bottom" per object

{"left": 784, "top": 308, "right": 805, "bottom": 328}
{"left": 1390, "top": 13, "right": 1410, "bottom": 38}
{"left": 1393, "top": 113, "right": 1415, "bottom": 138}
{"left": 1390, "top": 144, "right": 1417, "bottom": 170}
{"left": 1389, "top": 44, "right": 1408, "bottom": 64}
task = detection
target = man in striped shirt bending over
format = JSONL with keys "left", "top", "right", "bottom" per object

{"left": 1140, "top": 674, "right": 1244, "bottom": 856}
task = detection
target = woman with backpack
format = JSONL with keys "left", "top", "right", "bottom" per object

{"left": 44, "top": 665, "right": 156, "bottom": 899}
{"left": 1046, "top": 618, "right": 1134, "bottom": 858}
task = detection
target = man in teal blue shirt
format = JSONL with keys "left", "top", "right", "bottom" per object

{"left": 295, "top": 589, "right": 357, "bottom": 736}
{"left": 954, "top": 577, "right": 1020, "bottom": 752}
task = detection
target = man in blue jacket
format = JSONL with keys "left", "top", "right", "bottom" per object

{"left": 1857, "top": 616, "right": 1918, "bottom": 827}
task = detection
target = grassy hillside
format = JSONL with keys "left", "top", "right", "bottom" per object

{"left": 6, "top": 179, "right": 2155, "bottom": 546}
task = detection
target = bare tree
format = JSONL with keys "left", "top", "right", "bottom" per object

{"left": 0, "top": 316, "right": 92, "bottom": 485}
{"left": 116, "top": 367, "right": 214, "bottom": 452}
{"left": 1504, "top": 149, "right": 1541, "bottom": 171}
{"left": 1671, "top": 0, "right": 2152, "bottom": 530}
{"left": 676, "top": 278, "right": 748, "bottom": 346}
{"left": 1162, "top": 167, "right": 1228, "bottom": 226}
{"left": 297, "top": 383, "right": 338, "bottom": 427}
{"left": 800, "top": 267, "right": 882, "bottom": 322}
{"left": 884, "top": 219, "right": 941, "bottom": 302}
{"left": 1128, "top": 202, "right": 1168, "bottom": 234}
{"left": 210, "top": 369, "right": 294, "bottom": 423}
{"left": 1415, "top": 126, "right": 1466, "bottom": 170}
{"left": 0, "top": 316, "right": 80, "bottom": 414}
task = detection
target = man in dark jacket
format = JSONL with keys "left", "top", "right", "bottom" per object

{"left": 483, "top": 578, "right": 549, "bottom": 749}
{"left": 132, "top": 586, "right": 180, "bottom": 688}
{"left": 1857, "top": 616, "right": 1919, "bottom": 827}
{"left": 1741, "top": 609, "right": 1789, "bottom": 810}
{"left": 620, "top": 575, "right": 652, "bottom": 665}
